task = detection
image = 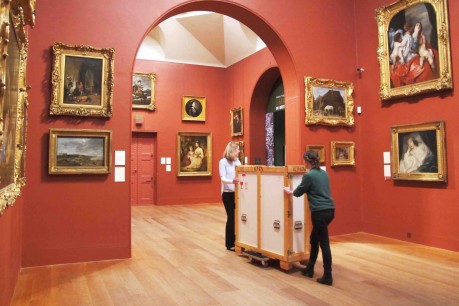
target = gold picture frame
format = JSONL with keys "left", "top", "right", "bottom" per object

{"left": 391, "top": 121, "right": 446, "bottom": 182}
{"left": 230, "top": 107, "right": 243, "bottom": 136}
{"left": 132, "top": 72, "right": 156, "bottom": 111}
{"left": 305, "top": 77, "right": 354, "bottom": 126}
{"left": 376, "top": 0, "right": 452, "bottom": 100}
{"left": 49, "top": 129, "right": 112, "bottom": 175}
{"left": 237, "top": 141, "right": 245, "bottom": 164}
{"left": 0, "top": 1, "right": 31, "bottom": 214}
{"left": 306, "top": 145, "right": 325, "bottom": 163}
{"left": 182, "top": 96, "right": 206, "bottom": 121}
{"left": 177, "top": 132, "right": 212, "bottom": 176}
{"left": 331, "top": 141, "right": 355, "bottom": 166}
{"left": 50, "top": 42, "right": 115, "bottom": 117}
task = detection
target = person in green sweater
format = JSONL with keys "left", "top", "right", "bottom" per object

{"left": 284, "top": 150, "right": 335, "bottom": 285}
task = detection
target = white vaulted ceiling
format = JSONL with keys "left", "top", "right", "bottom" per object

{"left": 137, "top": 11, "right": 267, "bottom": 68}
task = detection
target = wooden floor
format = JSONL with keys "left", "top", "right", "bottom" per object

{"left": 11, "top": 204, "right": 459, "bottom": 306}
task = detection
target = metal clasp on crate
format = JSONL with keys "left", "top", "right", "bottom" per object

{"left": 294, "top": 221, "right": 303, "bottom": 230}
{"left": 241, "top": 213, "right": 247, "bottom": 222}
{"left": 273, "top": 220, "right": 281, "bottom": 229}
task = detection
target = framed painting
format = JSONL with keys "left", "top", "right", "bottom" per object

{"left": 331, "top": 141, "right": 355, "bottom": 166}
{"left": 304, "top": 77, "right": 354, "bottom": 126}
{"left": 306, "top": 145, "right": 325, "bottom": 163}
{"left": 0, "top": 2, "right": 31, "bottom": 214}
{"left": 376, "top": 0, "right": 452, "bottom": 100}
{"left": 231, "top": 107, "right": 243, "bottom": 136}
{"left": 182, "top": 96, "right": 206, "bottom": 121}
{"left": 50, "top": 42, "right": 115, "bottom": 117}
{"left": 49, "top": 129, "right": 112, "bottom": 175}
{"left": 132, "top": 72, "right": 156, "bottom": 111}
{"left": 177, "top": 132, "right": 212, "bottom": 176}
{"left": 391, "top": 121, "right": 446, "bottom": 181}
{"left": 237, "top": 141, "right": 245, "bottom": 164}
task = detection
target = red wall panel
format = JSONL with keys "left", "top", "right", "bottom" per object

{"left": 355, "top": 0, "right": 459, "bottom": 251}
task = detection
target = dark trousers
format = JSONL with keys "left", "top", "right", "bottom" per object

{"left": 309, "top": 209, "right": 335, "bottom": 273}
{"left": 222, "top": 192, "right": 235, "bottom": 248}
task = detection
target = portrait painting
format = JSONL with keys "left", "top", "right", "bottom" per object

{"left": 376, "top": 0, "right": 452, "bottom": 100}
{"left": 237, "top": 141, "right": 245, "bottom": 164}
{"left": 305, "top": 77, "right": 354, "bottom": 126}
{"left": 182, "top": 96, "right": 206, "bottom": 121}
{"left": 177, "top": 132, "right": 212, "bottom": 176}
{"left": 49, "top": 129, "right": 112, "bottom": 174}
{"left": 50, "top": 42, "right": 115, "bottom": 117}
{"left": 132, "top": 72, "right": 156, "bottom": 111}
{"left": 331, "top": 141, "right": 355, "bottom": 166}
{"left": 306, "top": 145, "right": 325, "bottom": 163}
{"left": 231, "top": 107, "right": 243, "bottom": 136}
{"left": 0, "top": 7, "right": 29, "bottom": 214}
{"left": 391, "top": 121, "right": 446, "bottom": 181}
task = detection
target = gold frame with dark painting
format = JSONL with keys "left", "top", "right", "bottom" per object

{"left": 132, "top": 72, "right": 156, "bottom": 111}
{"left": 305, "top": 77, "right": 354, "bottom": 126}
{"left": 50, "top": 42, "right": 115, "bottom": 117}
{"left": 49, "top": 129, "right": 112, "bottom": 175}
{"left": 182, "top": 96, "right": 206, "bottom": 121}
{"left": 306, "top": 145, "right": 325, "bottom": 163}
{"left": 331, "top": 141, "right": 355, "bottom": 166}
{"left": 230, "top": 107, "right": 243, "bottom": 136}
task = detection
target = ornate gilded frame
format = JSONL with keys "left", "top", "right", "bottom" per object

{"left": 49, "top": 128, "right": 112, "bottom": 175}
{"left": 182, "top": 96, "right": 206, "bottom": 121}
{"left": 391, "top": 121, "right": 446, "bottom": 181}
{"left": 230, "top": 107, "right": 243, "bottom": 137}
{"left": 376, "top": 0, "right": 452, "bottom": 100}
{"left": 0, "top": 0, "right": 34, "bottom": 214}
{"left": 132, "top": 72, "right": 156, "bottom": 111}
{"left": 306, "top": 145, "right": 325, "bottom": 163}
{"left": 331, "top": 141, "right": 355, "bottom": 166}
{"left": 305, "top": 77, "right": 354, "bottom": 126}
{"left": 177, "top": 132, "right": 212, "bottom": 176}
{"left": 50, "top": 42, "right": 115, "bottom": 117}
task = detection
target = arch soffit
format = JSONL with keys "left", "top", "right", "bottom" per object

{"left": 134, "top": 1, "right": 299, "bottom": 102}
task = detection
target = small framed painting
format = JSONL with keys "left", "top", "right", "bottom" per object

{"left": 306, "top": 145, "right": 325, "bottom": 163}
{"left": 331, "top": 141, "right": 355, "bottom": 166}
{"left": 132, "top": 72, "right": 156, "bottom": 111}
{"left": 231, "top": 107, "right": 243, "bottom": 136}
{"left": 182, "top": 96, "right": 206, "bottom": 121}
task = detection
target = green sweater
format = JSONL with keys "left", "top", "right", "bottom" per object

{"left": 293, "top": 168, "right": 335, "bottom": 212}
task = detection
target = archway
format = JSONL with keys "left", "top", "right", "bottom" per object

{"left": 134, "top": 1, "right": 301, "bottom": 163}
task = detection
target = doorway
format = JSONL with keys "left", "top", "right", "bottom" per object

{"left": 131, "top": 132, "right": 156, "bottom": 206}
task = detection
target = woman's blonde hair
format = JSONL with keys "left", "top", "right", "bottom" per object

{"left": 223, "top": 141, "right": 239, "bottom": 161}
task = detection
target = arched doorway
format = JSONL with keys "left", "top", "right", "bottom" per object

{"left": 138, "top": 0, "right": 304, "bottom": 164}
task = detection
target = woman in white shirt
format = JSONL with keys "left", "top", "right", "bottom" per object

{"left": 219, "top": 142, "right": 241, "bottom": 251}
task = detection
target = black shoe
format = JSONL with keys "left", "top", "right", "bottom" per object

{"left": 302, "top": 265, "right": 314, "bottom": 278}
{"left": 226, "top": 246, "right": 235, "bottom": 252}
{"left": 317, "top": 275, "right": 333, "bottom": 286}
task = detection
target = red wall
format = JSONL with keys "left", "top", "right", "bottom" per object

{"left": 132, "top": 60, "right": 229, "bottom": 205}
{"left": 0, "top": 198, "right": 22, "bottom": 306}
{"left": 355, "top": 0, "right": 459, "bottom": 251}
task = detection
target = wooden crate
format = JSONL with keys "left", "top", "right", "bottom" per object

{"left": 235, "top": 165, "right": 311, "bottom": 270}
